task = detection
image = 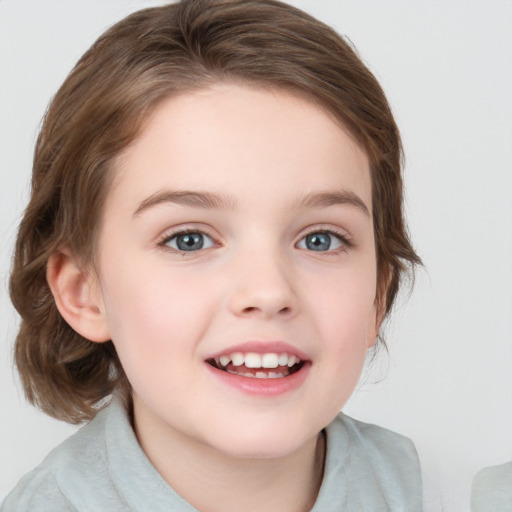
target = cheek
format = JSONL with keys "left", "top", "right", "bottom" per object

{"left": 306, "top": 262, "right": 377, "bottom": 358}
{"left": 308, "top": 273, "right": 376, "bottom": 410}
{"left": 99, "top": 260, "right": 218, "bottom": 359}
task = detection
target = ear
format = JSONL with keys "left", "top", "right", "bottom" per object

{"left": 47, "top": 249, "right": 110, "bottom": 343}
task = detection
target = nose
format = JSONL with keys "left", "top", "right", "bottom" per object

{"left": 228, "top": 249, "right": 298, "bottom": 320}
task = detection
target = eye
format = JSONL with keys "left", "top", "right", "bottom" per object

{"left": 161, "top": 231, "right": 216, "bottom": 252}
{"left": 296, "top": 231, "right": 347, "bottom": 252}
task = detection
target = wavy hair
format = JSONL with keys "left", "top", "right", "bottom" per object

{"left": 10, "top": 0, "right": 420, "bottom": 423}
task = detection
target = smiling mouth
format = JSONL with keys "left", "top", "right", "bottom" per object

{"left": 206, "top": 352, "right": 304, "bottom": 379}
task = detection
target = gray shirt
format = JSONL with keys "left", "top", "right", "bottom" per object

{"left": 2, "top": 398, "right": 422, "bottom": 511}
{"left": 471, "top": 461, "right": 512, "bottom": 512}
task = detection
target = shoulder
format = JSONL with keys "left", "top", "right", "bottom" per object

{"left": 1, "top": 401, "right": 128, "bottom": 512}
{"left": 1, "top": 467, "right": 75, "bottom": 512}
{"left": 471, "top": 461, "right": 512, "bottom": 512}
{"left": 331, "top": 413, "right": 420, "bottom": 466}
{"left": 321, "top": 413, "right": 423, "bottom": 510}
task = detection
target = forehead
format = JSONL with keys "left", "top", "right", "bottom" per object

{"left": 111, "top": 83, "right": 371, "bottom": 212}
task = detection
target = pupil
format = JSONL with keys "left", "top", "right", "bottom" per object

{"left": 306, "top": 233, "right": 330, "bottom": 251}
{"left": 177, "top": 233, "right": 203, "bottom": 251}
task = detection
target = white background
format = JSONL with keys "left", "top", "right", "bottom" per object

{"left": 1, "top": 1, "right": 511, "bottom": 509}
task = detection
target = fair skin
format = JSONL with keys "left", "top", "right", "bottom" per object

{"left": 49, "top": 83, "right": 380, "bottom": 512}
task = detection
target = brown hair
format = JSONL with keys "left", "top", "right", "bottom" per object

{"left": 10, "top": 0, "right": 420, "bottom": 423}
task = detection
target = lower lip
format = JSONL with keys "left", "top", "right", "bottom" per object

{"left": 204, "top": 362, "right": 311, "bottom": 397}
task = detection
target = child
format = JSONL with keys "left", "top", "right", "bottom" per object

{"left": 3, "top": 0, "right": 422, "bottom": 510}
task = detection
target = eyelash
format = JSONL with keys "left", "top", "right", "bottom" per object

{"left": 157, "top": 227, "right": 219, "bottom": 254}
{"left": 156, "top": 226, "right": 353, "bottom": 255}
{"left": 296, "top": 227, "right": 353, "bottom": 254}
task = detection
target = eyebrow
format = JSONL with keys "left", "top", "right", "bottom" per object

{"left": 133, "top": 188, "right": 370, "bottom": 217}
{"left": 295, "top": 191, "right": 370, "bottom": 217}
{"left": 133, "top": 190, "right": 235, "bottom": 216}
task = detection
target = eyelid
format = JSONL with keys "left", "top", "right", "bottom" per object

{"left": 154, "top": 223, "right": 352, "bottom": 254}
{"left": 156, "top": 224, "right": 221, "bottom": 252}
{"left": 295, "top": 225, "right": 353, "bottom": 251}
{"left": 298, "top": 224, "right": 352, "bottom": 240}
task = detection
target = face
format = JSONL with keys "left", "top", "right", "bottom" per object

{"left": 93, "top": 83, "right": 378, "bottom": 460}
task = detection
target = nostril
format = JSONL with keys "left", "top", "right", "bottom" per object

{"left": 233, "top": 291, "right": 296, "bottom": 318}
{"left": 241, "top": 306, "right": 291, "bottom": 315}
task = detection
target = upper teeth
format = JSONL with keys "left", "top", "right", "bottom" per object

{"left": 216, "top": 352, "right": 300, "bottom": 369}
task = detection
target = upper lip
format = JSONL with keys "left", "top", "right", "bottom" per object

{"left": 206, "top": 341, "right": 310, "bottom": 361}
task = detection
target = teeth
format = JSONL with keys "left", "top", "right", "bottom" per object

{"left": 231, "top": 352, "right": 244, "bottom": 366}
{"left": 215, "top": 352, "right": 301, "bottom": 369}
{"left": 278, "top": 353, "right": 289, "bottom": 366}
{"left": 226, "top": 369, "right": 288, "bottom": 379}
{"left": 261, "top": 353, "right": 279, "bottom": 368}
{"left": 219, "top": 355, "right": 230, "bottom": 366}
{"left": 245, "top": 353, "right": 262, "bottom": 368}
{"left": 287, "top": 355, "right": 298, "bottom": 367}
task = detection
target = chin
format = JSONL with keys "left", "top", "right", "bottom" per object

{"left": 206, "top": 427, "right": 317, "bottom": 461}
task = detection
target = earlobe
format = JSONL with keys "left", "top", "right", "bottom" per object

{"left": 47, "top": 249, "right": 110, "bottom": 343}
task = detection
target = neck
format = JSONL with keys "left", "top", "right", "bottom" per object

{"left": 133, "top": 399, "right": 326, "bottom": 512}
